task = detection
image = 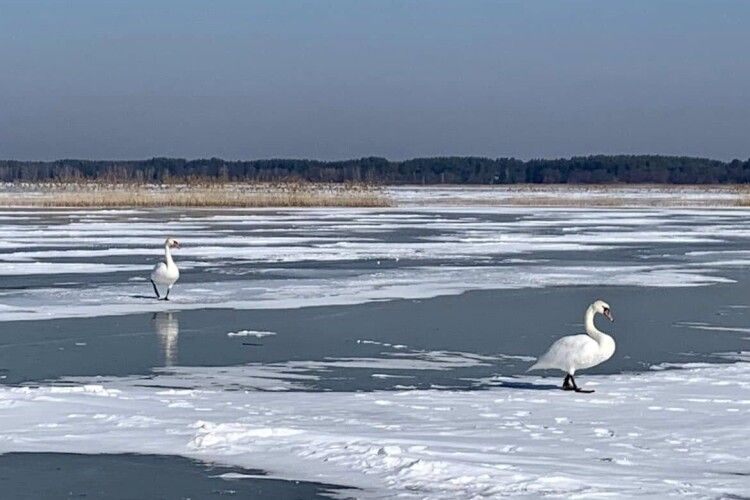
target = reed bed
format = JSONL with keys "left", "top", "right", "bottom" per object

{"left": 0, "top": 182, "right": 391, "bottom": 208}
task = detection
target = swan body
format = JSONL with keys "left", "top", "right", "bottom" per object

{"left": 529, "top": 300, "right": 615, "bottom": 392}
{"left": 150, "top": 237, "right": 180, "bottom": 300}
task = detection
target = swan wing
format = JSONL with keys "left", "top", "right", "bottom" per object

{"left": 150, "top": 261, "right": 168, "bottom": 282}
{"left": 151, "top": 260, "right": 179, "bottom": 285}
{"left": 529, "top": 334, "right": 599, "bottom": 372}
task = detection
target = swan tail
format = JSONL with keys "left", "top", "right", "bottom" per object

{"left": 527, "top": 361, "right": 543, "bottom": 372}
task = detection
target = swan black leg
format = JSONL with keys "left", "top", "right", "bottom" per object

{"left": 562, "top": 374, "right": 575, "bottom": 391}
{"left": 571, "top": 375, "right": 595, "bottom": 393}
{"left": 162, "top": 285, "right": 171, "bottom": 301}
{"left": 151, "top": 280, "right": 160, "bottom": 299}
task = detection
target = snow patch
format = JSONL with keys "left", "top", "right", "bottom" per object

{"left": 0, "top": 362, "right": 747, "bottom": 498}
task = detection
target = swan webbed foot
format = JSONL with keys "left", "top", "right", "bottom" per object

{"left": 563, "top": 374, "right": 594, "bottom": 393}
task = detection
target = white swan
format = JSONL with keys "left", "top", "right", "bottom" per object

{"left": 150, "top": 237, "right": 180, "bottom": 301}
{"left": 528, "top": 300, "right": 615, "bottom": 393}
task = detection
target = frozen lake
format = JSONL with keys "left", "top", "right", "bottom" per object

{"left": 0, "top": 203, "right": 748, "bottom": 498}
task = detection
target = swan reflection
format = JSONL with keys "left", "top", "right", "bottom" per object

{"left": 152, "top": 312, "right": 179, "bottom": 366}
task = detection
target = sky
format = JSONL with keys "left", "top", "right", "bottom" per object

{"left": 0, "top": 0, "right": 748, "bottom": 161}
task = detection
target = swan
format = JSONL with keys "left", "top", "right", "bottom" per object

{"left": 528, "top": 300, "right": 615, "bottom": 393}
{"left": 150, "top": 237, "right": 180, "bottom": 300}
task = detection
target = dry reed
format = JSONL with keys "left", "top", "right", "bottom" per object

{"left": 0, "top": 182, "right": 391, "bottom": 208}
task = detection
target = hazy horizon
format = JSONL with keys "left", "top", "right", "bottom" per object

{"left": 1, "top": 1, "right": 748, "bottom": 161}
{"left": 0, "top": 153, "right": 744, "bottom": 163}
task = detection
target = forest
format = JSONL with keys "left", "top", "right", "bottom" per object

{"left": 1, "top": 155, "right": 749, "bottom": 184}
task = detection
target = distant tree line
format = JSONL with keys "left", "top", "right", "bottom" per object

{"left": 1, "top": 155, "right": 749, "bottom": 184}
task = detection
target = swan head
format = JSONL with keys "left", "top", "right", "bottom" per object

{"left": 165, "top": 237, "right": 180, "bottom": 249}
{"left": 593, "top": 300, "right": 613, "bottom": 322}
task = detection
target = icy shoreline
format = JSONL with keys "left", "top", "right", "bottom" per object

{"left": 0, "top": 360, "right": 747, "bottom": 498}
{"left": 390, "top": 185, "right": 750, "bottom": 207}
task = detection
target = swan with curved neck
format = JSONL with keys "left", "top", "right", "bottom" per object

{"left": 528, "top": 300, "right": 615, "bottom": 393}
{"left": 150, "top": 237, "right": 180, "bottom": 301}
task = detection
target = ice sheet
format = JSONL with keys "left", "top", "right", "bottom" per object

{"left": 0, "top": 207, "right": 746, "bottom": 323}
{"left": 0, "top": 361, "right": 747, "bottom": 498}
{"left": 0, "top": 264, "right": 731, "bottom": 322}
{"left": 0, "top": 207, "right": 747, "bottom": 268}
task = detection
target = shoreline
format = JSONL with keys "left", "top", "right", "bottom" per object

{"left": 1, "top": 183, "right": 750, "bottom": 208}
{"left": 390, "top": 184, "right": 750, "bottom": 208}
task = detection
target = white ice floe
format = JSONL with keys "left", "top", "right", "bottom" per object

{"left": 226, "top": 330, "right": 277, "bottom": 338}
{"left": 81, "top": 365, "right": 322, "bottom": 392}
{"left": 281, "top": 350, "right": 496, "bottom": 371}
{"left": 678, "top": 322, "right": 750, "bottom": 335}
{"left": 714, "top": 351, "right": 750, "bottom": 362}
{"left": 0, "top": 361, "right": 747, "bottom": 498}
{"left": 0, "top": 207, "right": 749, "bottom": 273}
{"left": 357, "top": 339, "right": 409, "bottom": 350}
{"left": 0, "top": 264, "right": 731, "bottom": 322}
{"left": 57, "top": 350, "right": 495, "bottom": 393}
{"left": 676, "top": 322, "right": 750, "bottom": 340}
{"left": 0, "top": 206, "right": 745, "bottom": 323}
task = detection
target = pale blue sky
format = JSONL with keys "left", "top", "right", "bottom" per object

{"left": 0, "top": 0, "right": 748, "bottom": 160}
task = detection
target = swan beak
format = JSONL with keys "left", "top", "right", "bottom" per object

{"left": 604, "top": 309, "right": 614, "bottom": 322}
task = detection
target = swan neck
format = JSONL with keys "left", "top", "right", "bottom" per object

{"left": 584, "top": 305, "right": 605, "bottom": 340}
{"left": 164, "top": 244, "right": 175, "bottom": 266}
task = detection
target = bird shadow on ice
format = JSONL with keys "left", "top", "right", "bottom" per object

{"left": 489, "top": 380, "right": 561, "bottom": 391}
